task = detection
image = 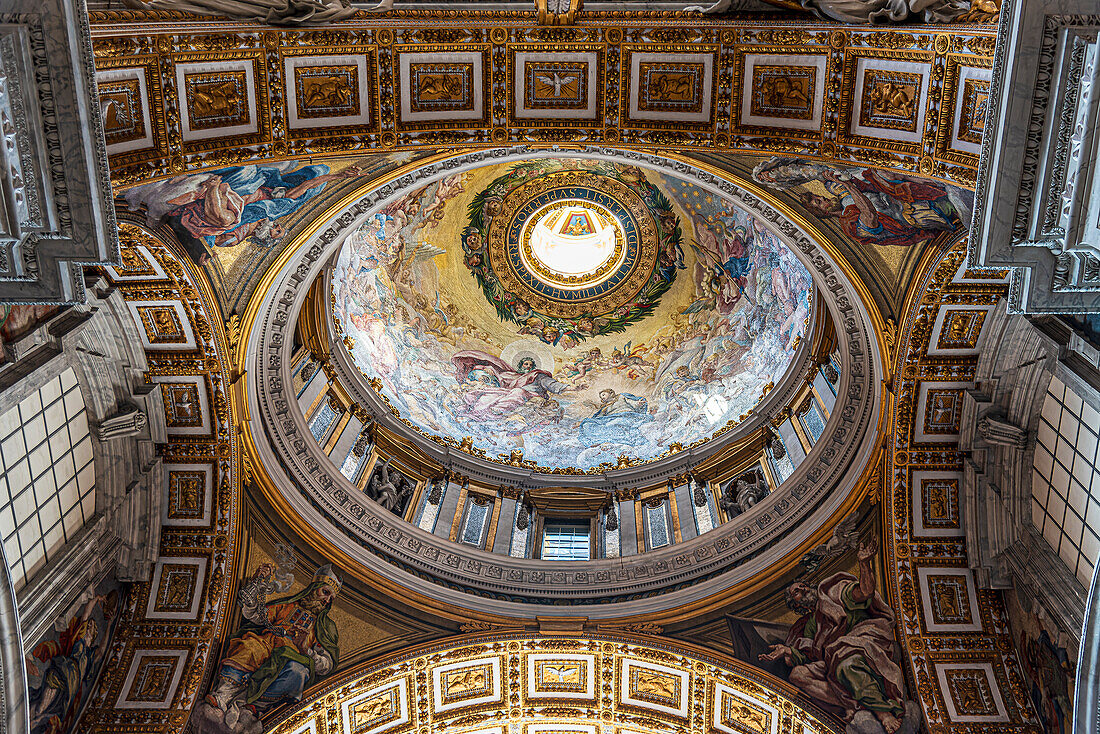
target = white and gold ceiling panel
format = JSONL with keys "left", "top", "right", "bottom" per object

{"left": 937, "top": 55, "right": 993, "bottom": 164}
{"left": 621, "top": 47, "right": 717, "bottom": 128}
{"left": 433, "top": 656, "right": 504, "bottom": 712}
{"left": 525, "top": 653, "right": 596, "bottom": 701}
{"left": 174, "top": 54, "right": 264, "bottom": 143}
{"left": 95, "top": 53, "right": 164, "bottom": 163}
{"left": 284, "top": 48, "right": 378, "bottom": 133}
{"left": 844, "top": 51, "right": 932, "bottom": 148}
{"left": 97, "top": 66, "right": 157, "bottom": 156}
{"left": 511, "top": 47, "right": 602, "bottom": 123}
{"left": 341, "top": 677, "right": 412, "bottom": 734}
{"left": 619, "top": 658, "right": 690, "bottom": 718}
{"left": 737, "top": 52, "right": 828, "bottom": 133}
{"left": 265, "top": 637, "right": 836, "bottom": 734}
{"left": 396, "top": 47, "right": 490, "bottom": 127}
{"left": 712, "top": 682, "right": 780, "bottom": 734}
{"left": 88, "top": 20, "right": 996, "bottom": 188}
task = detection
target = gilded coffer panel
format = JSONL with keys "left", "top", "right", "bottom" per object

{"left": 264, "top": 638, "right": 836, "bottom": 734}
{"left": 89, "top": 21, "right": 996, "bottom": 189}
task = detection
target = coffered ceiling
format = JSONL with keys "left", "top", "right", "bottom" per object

{"left": 89, "top": 15, "right": 995, "bottom": 190}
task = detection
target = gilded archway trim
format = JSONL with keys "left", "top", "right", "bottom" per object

{"left": 265, "top": 634, "right": 841, "bottom": 734}
{"left": 883, "top": 238, "right": 1038, "bottom": 730}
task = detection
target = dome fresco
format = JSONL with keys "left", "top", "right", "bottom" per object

{"left": 332, "top": 157, "right": 812, "bottom": 471}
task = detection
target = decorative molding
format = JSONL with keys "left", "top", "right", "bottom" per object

{"left": 87, "top": 19, "right": 996, "bottom": 190}
{"left": 263, "top": 636, "right": 838, "bottom": 734}
{"left": 970, "top": 0, "right": 1100, "bottom": 311}
{"left": 74, "top": 227, "right": 240, "bottom": 733}
{"left": 0, "top": 0, "right": 120, "bottom": 303}
{"left": 887, "top": 242, "right": 1039, "bottom": 728}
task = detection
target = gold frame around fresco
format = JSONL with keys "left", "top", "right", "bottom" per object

{"left": 230, "top": 146, "right": 867, "bottom": 481}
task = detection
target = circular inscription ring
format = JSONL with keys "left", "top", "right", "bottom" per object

{"left": 519, "top": 199, "right": 627, "bottom": 288}
{"left": 486, "top": 171, "right": 658, "bottom": 320}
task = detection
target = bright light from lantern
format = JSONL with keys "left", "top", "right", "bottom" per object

{"left": 526, "top": 204, "right": 622, "bottom": 281}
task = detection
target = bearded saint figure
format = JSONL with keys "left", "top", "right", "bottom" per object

{"left": 760, "top": 541, "right": 906, "bottom": 734}
{"left": 206, "top": 564, "right": 341, "bottom": 725}
{"left": 451, "top": 351, "right": 569, "bottom": 420}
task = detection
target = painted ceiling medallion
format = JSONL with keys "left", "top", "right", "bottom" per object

{"left": 331, "top": 156, "right": 813, "bottom": 471}
{"left": 465, "top": 160, "right": 678, "bottom": 345}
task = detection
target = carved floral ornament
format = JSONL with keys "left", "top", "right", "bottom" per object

{"left": 239, "top": 147, "right": 885, "bottom": 615}
{"left": 114, "top": 0, "right": 999, "bottom": 25}
{"left": 264, "top": 635, "right": 836, "bottom": 734}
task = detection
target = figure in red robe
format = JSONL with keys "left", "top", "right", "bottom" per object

{"left": 800, "top": 168, "right": 963, "bottom": 248}
{"left": 451, "top": 351, "right": 570, "bottom": 420}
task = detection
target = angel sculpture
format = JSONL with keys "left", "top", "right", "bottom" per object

{"left": 369, "top": 461, "right": 412, "bottom": 515}
{"left": 121, "top": 0, "right": 392, "bottom": 25}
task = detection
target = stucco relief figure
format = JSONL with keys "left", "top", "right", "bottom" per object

{"left": 202, "top": 563, "right": 341, "bottom": 733}
{"left": 752, "top": 157, "right": 971, "bottom": 249}
{"left": 119, "top": 0, "right": 394, "bottom": 25}
{"left": 122, "top": 162, "right": 362, "bottom": 263}
{"left": 760, "top": 541, "right": 913, "bottom": 734}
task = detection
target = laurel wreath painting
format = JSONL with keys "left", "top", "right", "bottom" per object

{"left": 462, "top": 159, "right": 685, "bottom": 346}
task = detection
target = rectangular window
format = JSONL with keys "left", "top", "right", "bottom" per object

{"left": 0, "top": 368, "right": 94, "bottom": 591}
{"left": 308, "top": 398, "right": 338, "bottom": 443}
{"left": 769, "top": 435, "right": 796, "bottom": 484}
{"left": 510, "top": 502, "right": 531, "bottom": 558}
{"left": 339, "top": 431, "right": 371, "bottom": 482}
{"left": 1032, "top": 378, "right": 1100, "bottom": 586}
{"left": 542, "top": 520, "right": 591, "bottom": 560}
{"left": 645, "top": 501, "right": 670, "bottom": 549}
